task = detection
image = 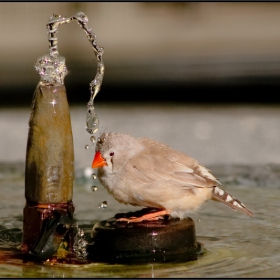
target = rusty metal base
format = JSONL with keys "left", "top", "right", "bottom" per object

{"left": 22, "top": 201, "right": 75, "bottom": 253}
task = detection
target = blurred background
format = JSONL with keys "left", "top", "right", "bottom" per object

{"left": 0, "top": 2, "right": 280, "bottom": 172}
{"left": 2, "top": 2, "right": 280, "bottom": 104}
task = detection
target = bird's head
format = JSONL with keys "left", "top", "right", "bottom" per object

{"left": 91, "top": 132, "right": 143, "bottom": 172}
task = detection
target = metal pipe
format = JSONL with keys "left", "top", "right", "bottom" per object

{"left": 22, "top": 83, "right": 75, "bottom": 253}
{"left": 25, "top": 84, "right": 74, "bottom": 204}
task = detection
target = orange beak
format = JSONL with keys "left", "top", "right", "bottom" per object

{"left": 92, "top": 151, "right": 107, "bottom": 168}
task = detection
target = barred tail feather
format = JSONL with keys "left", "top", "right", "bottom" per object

{"left": 212, "top": 186, "right": 253, "bottom": 217}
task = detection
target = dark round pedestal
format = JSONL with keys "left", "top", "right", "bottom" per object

{"left": 87, "top": 208, "right": 203, "bottom": 264}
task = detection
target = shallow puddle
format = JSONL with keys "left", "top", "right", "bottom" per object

{"left": 0, "top": 163, "right": 279, "bottom": 277}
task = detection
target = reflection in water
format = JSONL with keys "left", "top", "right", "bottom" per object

{"left": 0, "top": 164, "right": 280, "bottom": 277}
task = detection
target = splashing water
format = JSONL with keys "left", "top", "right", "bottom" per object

{"left": 98, "top": 201, "right": 107, "bottom": 209}
{"left": 34, "top": 11, "right": 105, "bottom": 135}
{"left": 82, "top": 12, "right": 105, "bottom": 136}
{"left": 90, "top": 136, "right": 96, "bottom": 143}
{"left": 72, "top": 223, "right": 88, "bottom": 260}
{"left": 91, "top": 173, "right": 97, "bottom": 179}
{"left": 91, "top": 186, "right": 98, "bottom": 192}
{"left": 34, "top": 53, "right": 68, "bottom": 85}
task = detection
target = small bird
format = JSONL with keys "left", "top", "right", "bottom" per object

{"left": 92, "top": 132, "right": 253, "bottom": 222}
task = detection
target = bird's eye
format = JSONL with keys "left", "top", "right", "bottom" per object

{"left": 109, "top": 152, "right": 114, "bottom": 157}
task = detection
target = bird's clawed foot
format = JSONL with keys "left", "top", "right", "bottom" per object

{"left": 116, "top": 209, "right": 169, "bottom": 223}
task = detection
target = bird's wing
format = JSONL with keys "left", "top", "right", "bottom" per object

{"left": 124, "top": 139, "right": 217, "bottom": 189}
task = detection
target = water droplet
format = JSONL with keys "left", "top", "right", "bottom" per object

{"left": 85, "top": 106, "right": 99, "bottom": 134}
{"left": 91, "top": 173, "right": 97, "bottom": 179}
{"left": 197, "top": 218, "right": 201, "bottom": 223}
{"left": 90, "top": 136, "right": 96, "bottom": 143}
{"left": 98, "top": 201, "right": 107, "bottom": 209}
{"left": 91, "top": 186, "right": 98, "bottom": 192}
{"left": 85, "top": 144, "right": 89, "bottom": 149}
